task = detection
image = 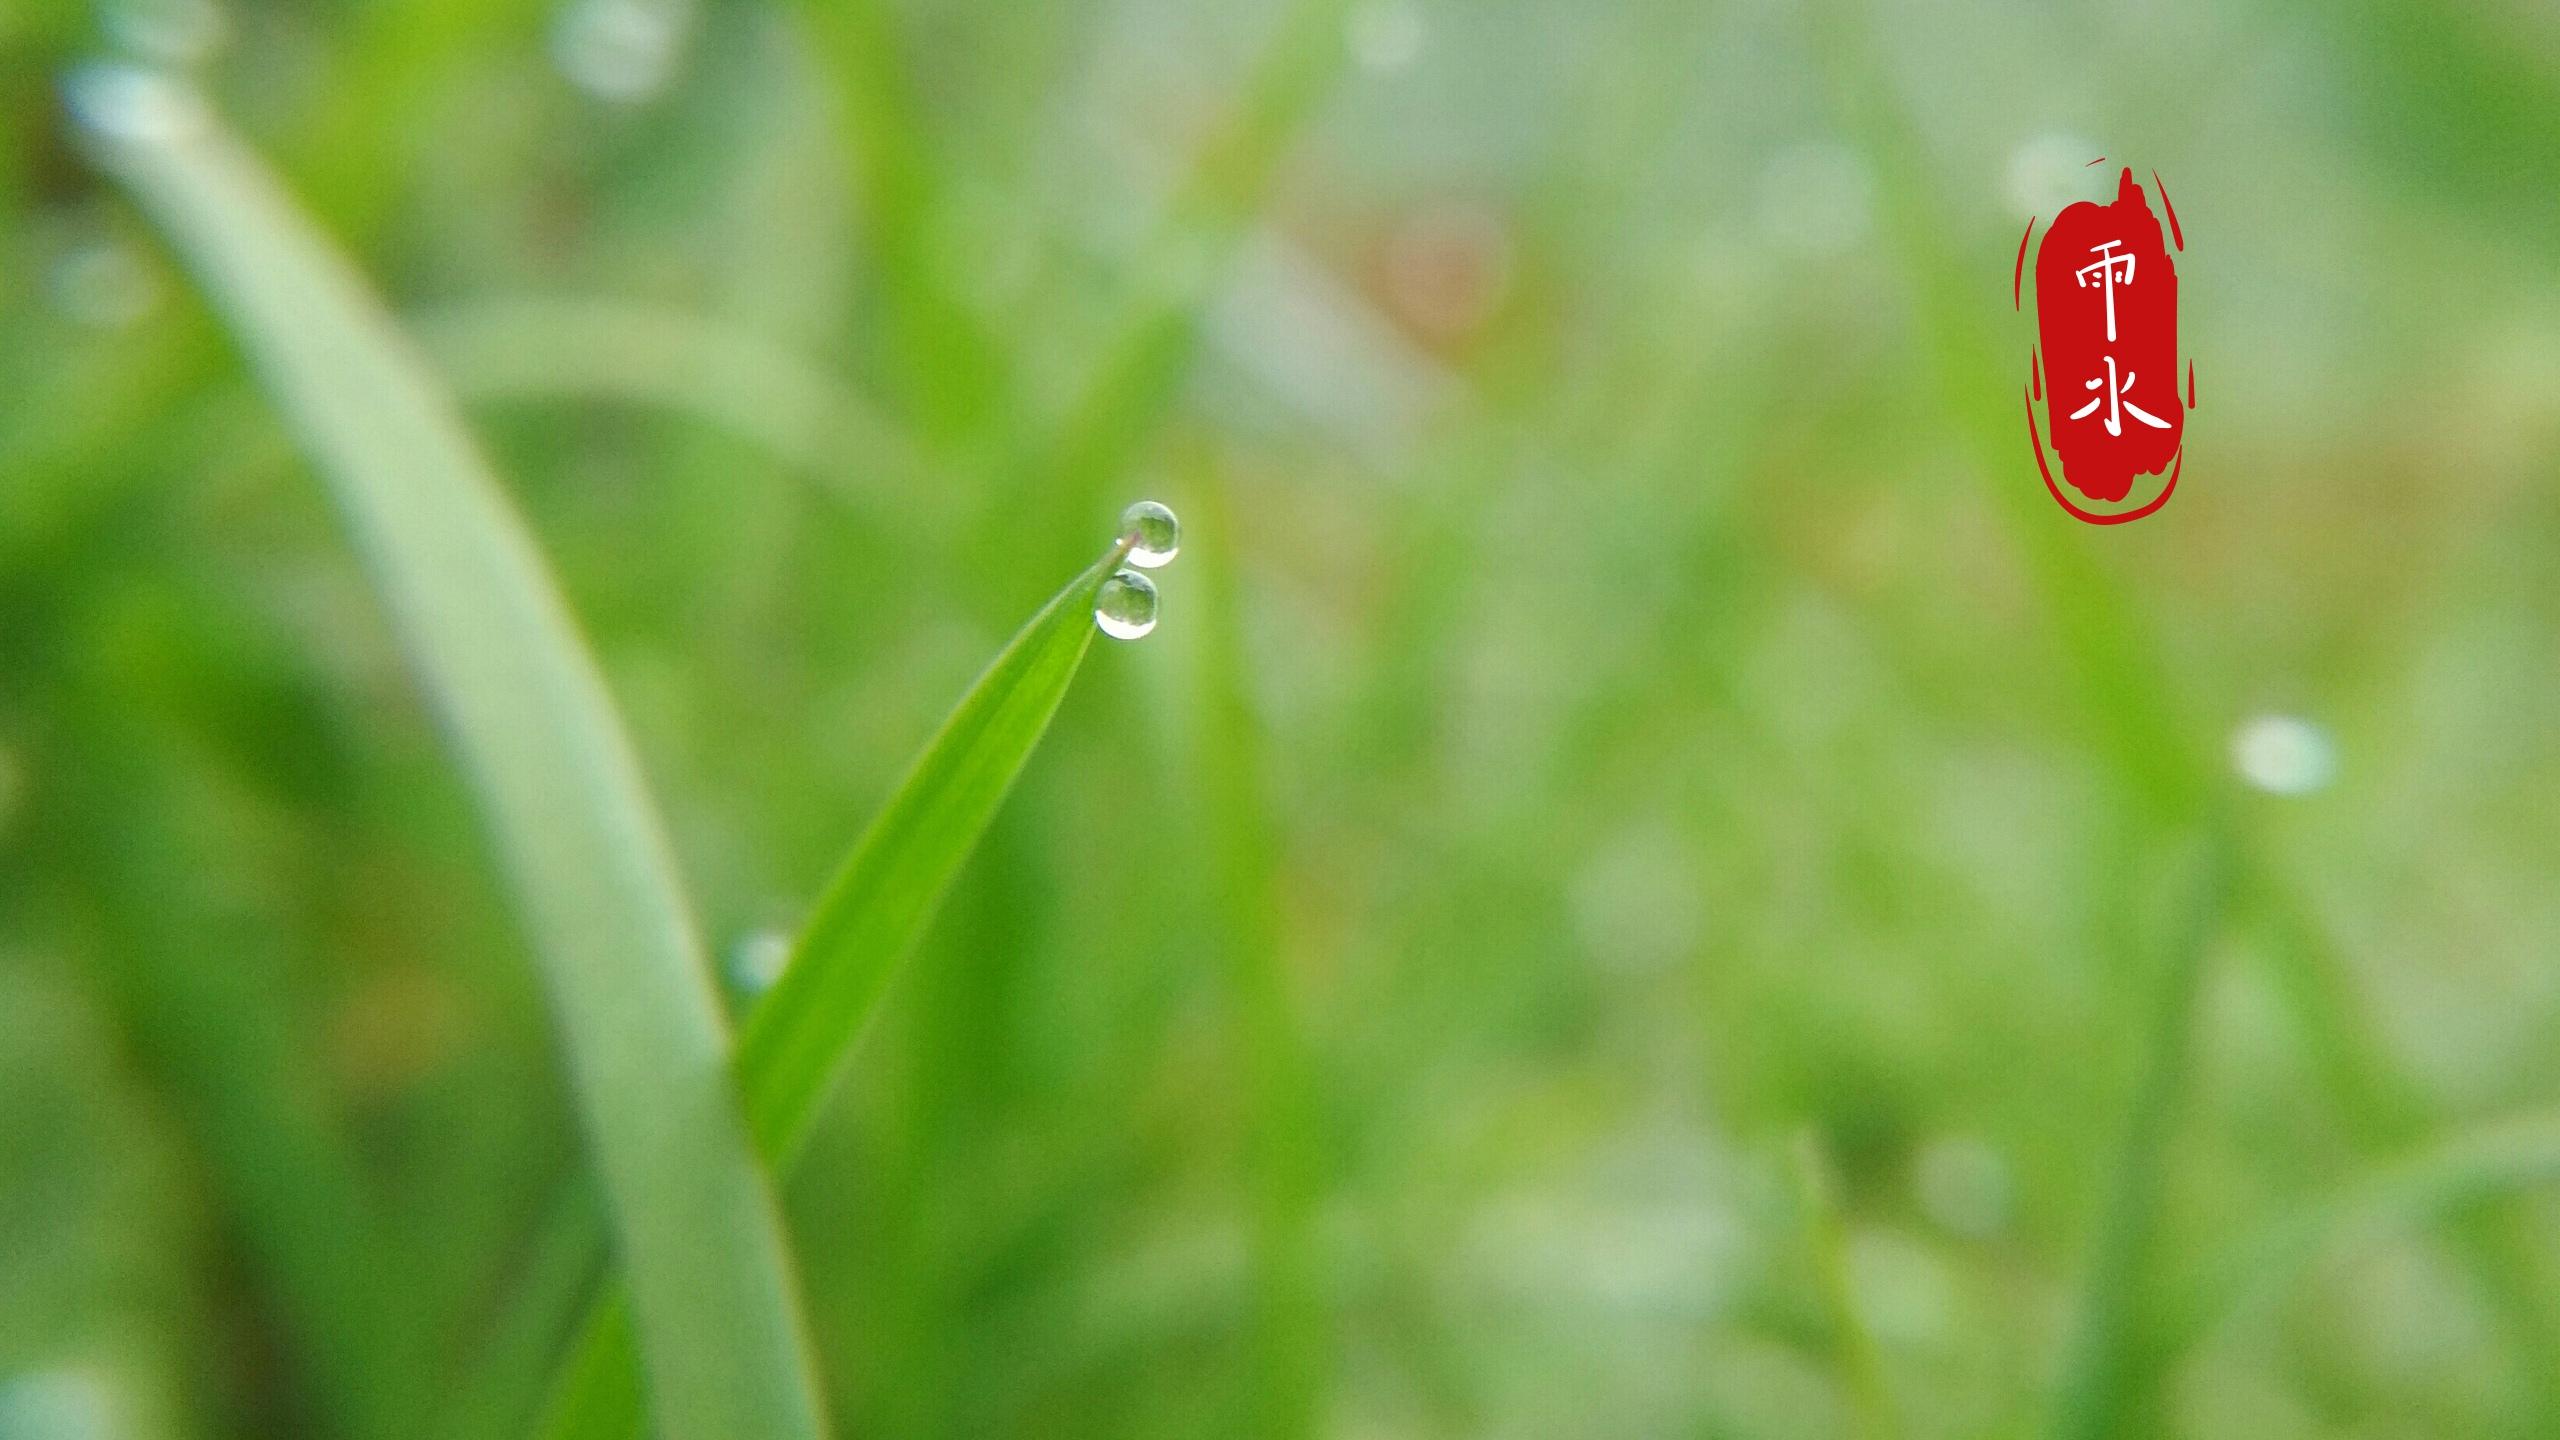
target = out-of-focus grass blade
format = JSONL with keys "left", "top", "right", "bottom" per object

{"left": 791, "top": 0, "right": 1011, "bottom": 441}
{"left": 2157, "top": 1111, "right": 2560, "bottom": 1364}
{"left": 52, "top": 708, "right": 435, "bottom": 1440}
{"left": 71, "top": 66, "right": 829, "bottom": 1440}
{"left": 1789, "top": 1134, "right": 1903, "bottom": 1440}
{"left": 409, "top": 296, "right": 926, "bottom": 516}
{"left": 2043, "top": 833, "right": 2232, "bottom": 1440}
{"left": 2236, "top": 851, "right": 2560, "bottom": 1416}
{"left": 1039, "top": 0, "right": 1356, "bottom": 519}
{"left": 434, "top": 1178, "right": 613, "bottom": 1440}
{"left": 537, "top": 537, "right": 1132, "bottom": 1438}
{"left": 1187, "top": 472, "right": 1328, "bottom": 1436}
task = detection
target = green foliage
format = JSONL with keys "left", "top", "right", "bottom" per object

{"left": 537, "top": 535, "right": 1134, "bottom": 1438}
{"left": 7, "top": 1, "right": 2560, "bottom": 1438}
{"left": 79, "top": 72, "right": 826, "bottom": 1440}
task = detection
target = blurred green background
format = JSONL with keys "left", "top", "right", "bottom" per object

{"left": 6, "top": 0, "right": 2560, "bottom": 1436}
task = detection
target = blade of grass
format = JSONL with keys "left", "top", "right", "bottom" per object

{"left": 2227, "top": 850, "right": 2560, "bottom": 1418}
{"left": 2155, "top": 1110, "right": 2560, "bottom": 1363}
{"left": 49, "top": 708, "right": 435, "bottom": 1440}
{"left": 1812, "top": 4, "right": 2560, "bottom": 1424}
{"left": 433, "top": 1176, "right": 613, "bottom": 1440}
{"left": 1189, "top": 470, "right": 1328, "bottom": 1438}
{"left": 1789, "top": 1133, "right": 1903, "bottom": 1440}
{"left": 73, "top": 67, "right": 829, "bottom": 1440}
{"left": 790, "top": 0, "right": 1010, "bottom": 442}
{"left": 535, "top": 534, "right": 1135, "bottom": 1438}
{"left": 106, "top": 298, "right": 925, "bottom": 536}
{"left": 2044, "top": 832, "right": 2233, "bottom": 1440}
{"left": 1037, "top": 0, "right": 1356, "bottom": 521}
{"left": 736, "top": 534, "right": 1131, "bottom": 1157}
{"left": 408, "top": 296, "right": 926, "bottom": 516}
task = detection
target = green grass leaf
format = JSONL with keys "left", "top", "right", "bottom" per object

{"left": 2042, "top": 833, "right": 2233, "bottom": 1440}
{"left": 534, "top": 534, "right": 1134, "bottom": 1438}
{"left": 1186, "top": 471, "right": 1327, "bottom": 1436}
{"left": 735, "top": 536, "right": 1130, "bottom": 1158}
{"left": 409, "top": 296, "right": 924, "bottom": 515}
{"left": 74, "top": 66, "right": 829, "bottom": 1440}
{"left": 1789, "top": 1133, "right": 1904, "bottom": 1440}
{"left": 2158, "top": 1111, "right": 2560, "bottom": 1363}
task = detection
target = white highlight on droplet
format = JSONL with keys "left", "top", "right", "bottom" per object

{"left": 1118, "top": 499, "right": 1181, "bottom": 569}
{"left": 1094, "top": 568, "right": 1159, "bottom": 641}
{"left": 2230, "top": 714, "right": 2337, "bottom": 796}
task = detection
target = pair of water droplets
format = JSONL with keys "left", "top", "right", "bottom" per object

{"left": 1094, "top": 501, "right": 1179, "bottom": 640}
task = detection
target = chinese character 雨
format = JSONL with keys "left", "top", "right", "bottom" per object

{"left": 2075, "top": 239, "right": 2137, "bottom": 342}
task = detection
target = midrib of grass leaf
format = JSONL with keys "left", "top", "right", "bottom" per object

{"left": 77, "top": 69, "right": 829, "bottom": 1440}
{"left": 533, "top": 535, "right": 1136, "bottom": 1439}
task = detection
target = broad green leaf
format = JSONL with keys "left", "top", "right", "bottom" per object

{"left": 537, "top": 536, "right": 1133, "bottom": 1438}
{"left": 74, "top": 66, "right": 828, "bottom": 1440}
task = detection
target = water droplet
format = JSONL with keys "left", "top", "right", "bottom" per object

{"left": 1347, "top": 0, "right": 1426, "bottom": 74}
{"left": 2230, "top": 714, "right": 2337, "bottom": 796}
{"left": 61, "top": 62, "right": 210, "bottom": 147}
{"left": 724, "top": 927, "right": 792, "bottom": 998}
{"left": 550, "top": 0, "right": 691, "bottom": 105}
{"left": 1094, "top": 568, "right": 1158, "bottom": 640}
{"left": 1118, "top": 499, "right": 1181, "bottom": 569}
